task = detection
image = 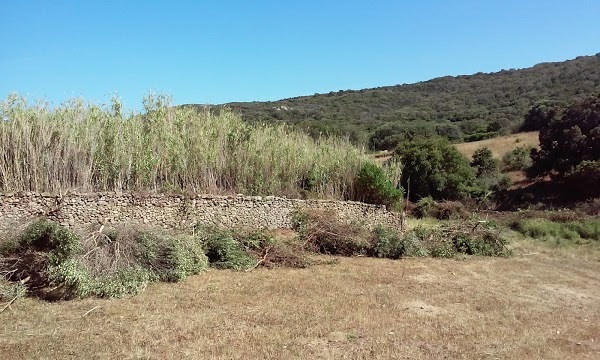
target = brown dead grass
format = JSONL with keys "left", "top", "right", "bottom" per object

{"left": 1, "top": 240, "right": 599, "bottom": 359}
{"left": 455, "top": 131, "right": 539, "bottom": 159}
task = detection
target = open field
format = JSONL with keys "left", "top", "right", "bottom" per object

{"left": 372, "top": 132, "right": 539, "bottom": 165}
{"left": 1, "top": 239, "right": 599, "bottom": 359}
{"left": 455, "top": 132, "right": 539, "bottom": 159}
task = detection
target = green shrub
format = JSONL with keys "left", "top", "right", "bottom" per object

{"left": 238, "top": 231, "right": 276, "bottom": 251}
{"left": 395, "top": 137, "right": 476, "bottom": 201}
{"left": 452, "top": 232, "right": 509, "bottom": 256}
{"left": 463, "top": 131, "right": 498, "bottom": 142}
{"left": 565, "top": 219, "right": 600, "bottom": 240}
{"left": 47, "top": 257, "right": 96, "bottom": 299}
{"left": 1, "top": 220, "right": 210, "bottom": 300}
{"left": 92, "top": 267, "right": 156, "bottom": 298}
{"left": 134, "top": 232, "right": 208, "bottom": 281}
{"left": 201, "top": 230, "right": 256, "bottom": 270}
{"left": 402, "top": 224, "right": 509, "bottom": 258}
{"left": 501, "top": 146, "right": 533, "bottom": 171}
{"left": 414, "top": 197, "right": 436, "bottom": 218}
{"left": 355, "top": 162, "right": 403, "bottom": 209}
{"left": 399, "top": 231, "right": 429, "bottom": 257}
{"left": 372, "top": 226, "right": 404, "bottom": 259}
{"left": 412, "top": 227, "right": 455, "bottom": 258}
{"left": 3, "top": 218, "right": 81, "bottom": 264}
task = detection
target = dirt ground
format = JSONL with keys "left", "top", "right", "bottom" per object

{"left": 1, "top": 240, "right": 599, "bottom": 359}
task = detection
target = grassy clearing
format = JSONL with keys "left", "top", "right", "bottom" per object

{"left": 454, "top": 131, "right": 539, "bottom": 159}
{"left": 0, "top": 94, "right": 373, "bottom": 199}
{"left": 1, "top": 244, "right": 599, "bottom": 359}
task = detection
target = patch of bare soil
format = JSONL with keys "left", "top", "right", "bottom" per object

{"left": 1, "top": 242, "right": 599, "bottom": 359}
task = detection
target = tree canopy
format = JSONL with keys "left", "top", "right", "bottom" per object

{"left": 395, "top": 137, "right": 475, "bottom": 201}
{"left": 529, "top": 94, "right": 600, "bottom": 178}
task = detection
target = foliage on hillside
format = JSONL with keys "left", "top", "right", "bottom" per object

{"left": 528, "top": 94, "right": 600, "bottom": 197}
{"left": 183, "top": 54, "right": 600, "bottom": 149}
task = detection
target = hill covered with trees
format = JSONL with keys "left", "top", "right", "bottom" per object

{"left": 183, "top": 54, "right": 600, "bottom": 149}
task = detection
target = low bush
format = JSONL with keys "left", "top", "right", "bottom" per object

{"left": 405, "top": 224, "right": 510, "bottom": 258}
{"left": 354, "top": 162, "right": 403, "bottom": 209}
{"left": 372, "top": 226, "right": 405, "bottom": 259}
{"left": 501, "top": 146, "right": 533, "bottom": 171}
{"left": 413, "top": 198, "right": 468, "bottom": 220}
{"left": 414, "top": 197, "right": 436, "bottom": 218}
{"left": 291, "top": 209, "right": 371, "bottom": 256}
{"left": 435, "top": 201, "right": 468, "bottom": 220}
{"left": 1, "top": 218, "right": 81, "bottom": 265}
{"left": 197, "top": 225, "right": 312, "bottom": 270}
{"left": 293, "top": 208, "right": 508, "bottom": 259}
{"left": 452, "top": 232, "right": 508, "bottom": 256}
{"left": 0, "top": 220, "right": 210, "bottom": 300}
{"left": 0, "top": 279, "right": 27, "bottom": 301}
{"left": 200, "top": 228, "right": 257, "bottom": 271}
{"left": 411, "top": 226, "right": 455, "bottom": 258}
{"left": 133, "top": 231, "right": 208, "bottom": 282}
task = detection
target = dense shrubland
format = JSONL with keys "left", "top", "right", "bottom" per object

{"left": 196, "top": 55, "right": 600, "bottom": 149}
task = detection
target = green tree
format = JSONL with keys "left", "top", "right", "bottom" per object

{"left": 528, "top": 95, "right": 600, "bottom": 179}
{"left": 471, "top": 147, "right": 498, "bottom": 179}
{"left": 395, "top": 137, "right": 475, "bottom": 201}
{"left": 520, "top": 100, "right": 564, "bottom": 132}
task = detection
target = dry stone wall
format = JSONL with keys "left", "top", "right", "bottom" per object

{"left": 0, "top": 192, "right": 404, "bottom": 233}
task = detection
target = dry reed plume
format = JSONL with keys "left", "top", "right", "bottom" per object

{"left": 0, "top": 94, "right": 372, "bottom": 199}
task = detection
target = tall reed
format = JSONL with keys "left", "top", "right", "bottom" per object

{"left": 0, "top": 94, "right": 373, "bottom": 199}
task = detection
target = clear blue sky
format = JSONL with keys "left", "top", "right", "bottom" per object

{"left": 1, "top": 0, "right": 599, "bottom": 110}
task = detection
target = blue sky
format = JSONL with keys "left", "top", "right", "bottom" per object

{"left": 1, "top": 0, "right": 599, "bottom": 110}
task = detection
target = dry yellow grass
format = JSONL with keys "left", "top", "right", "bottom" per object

{"left": 1, "top": 239, "right": 599, "bottom": 359}
{"left": 455, "top": 132, "right": 539, "bottom": 159}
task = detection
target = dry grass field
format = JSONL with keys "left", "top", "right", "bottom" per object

{"left": 455, "top": 132, "right": 539, "bottom": 159}
{"left": 1, "top": 238, "right": 599, "bottom": 359}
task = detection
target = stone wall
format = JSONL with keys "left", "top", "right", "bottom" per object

{"left": 0, "top": 192, "right": 404, "bottom": 233}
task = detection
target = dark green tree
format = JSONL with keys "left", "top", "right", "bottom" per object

{"left": 471, "top": 147, "right": 498, "bottom": 179}
{"left": 395, "top": 137, "right": 475, "bottom": 201}
{"left": 528, "top": 95, "right": 600, "bottom": 179}
{"left": 520, "top": 101, "right": 563, "bottom": 132}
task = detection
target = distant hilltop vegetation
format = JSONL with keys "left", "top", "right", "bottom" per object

{"left": 182, "top": 53, "right": 600, "bottom": 149}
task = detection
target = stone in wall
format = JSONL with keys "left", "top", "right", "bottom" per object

{"left": 0, "top": 192, "right": 404, "bottom": 234}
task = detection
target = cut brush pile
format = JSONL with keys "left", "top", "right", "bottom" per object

{"left": 0, "top": 219, "right": 312, "bottom": 301}
{"left": 0, "top": 209, "right": 510, "bottom": 303}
